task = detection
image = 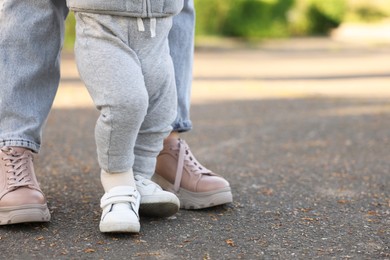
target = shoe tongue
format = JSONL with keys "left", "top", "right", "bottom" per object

{"left": 9, "top": 147, "right": 30, "bottom": 155}
{"left": 112, "top": 203, "right": 131, "bottom": 211}
{"left": 164, "top": 138, "right": 181, "bottom": 147}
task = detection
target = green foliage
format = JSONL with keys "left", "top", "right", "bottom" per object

{"left": 344, "top": 1, "right": 390, "bottom": 23}
{"left": 62, "top": 0, "right": 390, "bottom": 45}
{"left": 355, "top": 7, "right": 386, "bottom": 22}
{"left": 289, "top": 0, "right": 348, "bottom": 35}
{"left": 64, "top": 12, "right": 76, "bottom": 51}
{"left": 306, "top": 0, "right": 347, "bottom": 34}
{"left": 194, "top": 0, "right": 294, "bottom": 39}
{"left": 224, "top": 0, "right": 294, "bottom": 38}
{"left": 194, "top": 1, "right": 230, "bottom": 36}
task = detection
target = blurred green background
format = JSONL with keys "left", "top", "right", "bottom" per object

{"left": 64, "top": 0, "right": 390, "bottom": 50}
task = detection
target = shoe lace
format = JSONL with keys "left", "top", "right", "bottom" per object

{"left": 1, "top": 147, "right": 34, "bottom": 190}
{"left": 173, "top": 139, "right": 212, "bottom": 192}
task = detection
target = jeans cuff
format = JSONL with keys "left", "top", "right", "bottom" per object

{"left": 0, "top": 139, "right": 40, "bottom": 153}
{"left": 172, "top": 120, "right": 192, "bottom": 133}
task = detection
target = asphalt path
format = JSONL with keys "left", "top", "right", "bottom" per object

{"left": 1, "top": 38, "right": 389, "bottom": 259}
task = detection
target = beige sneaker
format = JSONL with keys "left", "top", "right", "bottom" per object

{"left": 152, "top": 139, "right": 233, "bottom": 209}
{"left": 0, "top": 147, "right": 50, "bottom": 225}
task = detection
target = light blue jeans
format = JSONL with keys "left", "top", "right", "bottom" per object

{"left": 169, "top": 0, "right": 194, "bottom": 133}
{"left": 0, "top": 0, "right": 194, "bottom": 152}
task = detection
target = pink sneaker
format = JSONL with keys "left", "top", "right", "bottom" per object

{"left": 152, "top": 139, "right": 233, "bottom": 209}
{"left": 0, "top": 147, "right": 50, "bottom": 225}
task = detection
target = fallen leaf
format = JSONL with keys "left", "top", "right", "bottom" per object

{"left": 226, "top": 239, "right": 235, "bottom": 247}
{"left": 260, "top": 188, "right": 274, "bottom": 196}
{"left": 301, "top": 217, "right": 318, "bottom": 221}
{"left": 367, "top": 211, "right": 380, "bottom": 216}
{"left": 83, "top": 165, "right": 91, "bottom": 173}
{"left": 210, "top": 215, "right": 218, "bottom": 221}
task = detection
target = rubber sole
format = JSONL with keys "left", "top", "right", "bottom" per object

{"left": 152, "top": 173, "right": 233, "bottom": 209}
{"left": 178, "top": 187, "right": 233, "bottom": 209}
{"left": 99, "top": 222, "right": 140, "bottom": 233}
{"left": 139, "top": 201, "right": 179, "bottom": 218}
{"left": 0, "top": 204, "right": 51, "bottom": 225}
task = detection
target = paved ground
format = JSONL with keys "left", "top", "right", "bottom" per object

{"left": 1, "top": 38, "right": 390, "bottom": 259}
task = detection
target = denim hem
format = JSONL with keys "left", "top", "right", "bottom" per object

{"left": 0, "top": 139, "right": 40, "bottom": 153}
{"left": 172, "top": 121, "right": 192, "bottom": 133}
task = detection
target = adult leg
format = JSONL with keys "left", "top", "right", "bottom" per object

{"left": 0, "top": 0, "right": 68, "bottom": 151}
{"left": 168, "top": 0, "right": 195, "bottom": 132}
{"left": 154, "top": 0, "right": 233, "bottom": 209}
{"left": 0, "top": 0, "right": 68, "bottom": 225}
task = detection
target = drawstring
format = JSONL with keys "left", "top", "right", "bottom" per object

{"left": 136, "top": 17, "right": 156, "bottom": 38}
{"left": 137, "top": 18, "right": 145, "bottom": 32}
{"left": 150, "top": 18, "right": 156, "bottom": 38}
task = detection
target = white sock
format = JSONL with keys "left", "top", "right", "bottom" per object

{"left": 100, "top": 168, "right": 136, "bottom": 192}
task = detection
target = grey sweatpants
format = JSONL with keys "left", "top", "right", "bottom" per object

{"left": 74, "top": 13, "right": 177, "bottom": 177}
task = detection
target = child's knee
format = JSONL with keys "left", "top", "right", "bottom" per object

{"left": 104, "top": 89, "right": 149, "bottom": 126}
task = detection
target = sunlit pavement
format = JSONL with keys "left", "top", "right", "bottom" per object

{"left": 56, "top": 37, "right": 390, "bottom": 108}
